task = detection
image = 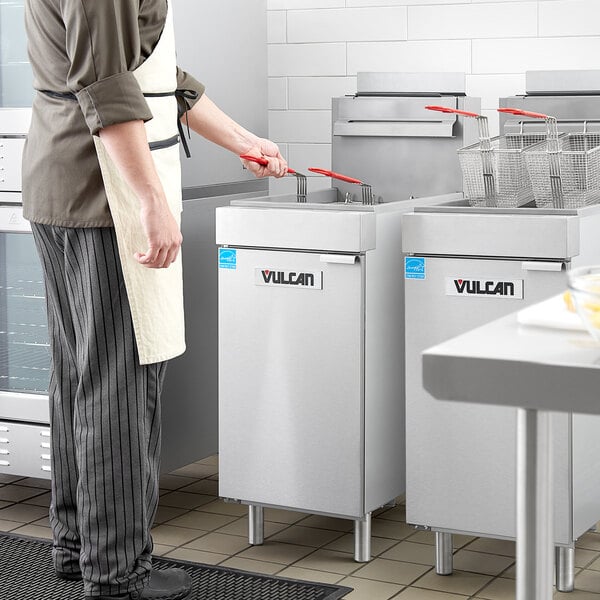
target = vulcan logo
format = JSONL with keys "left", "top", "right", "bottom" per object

{"left": 446, "top": 277, "right": 523, "bottom": 299}
{"left": 255, "top": 269, "right": 323, "bottom": 290}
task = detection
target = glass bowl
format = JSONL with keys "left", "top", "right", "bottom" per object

{"left": 567, "top": 266, "right": 600, "bottom": 342}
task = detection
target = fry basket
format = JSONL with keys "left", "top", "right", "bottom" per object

{"left": 426, "top": 106, "right": 553, "bottom": 208}
{"left": 522, "top": 131, "right": 600, "bottom": 209}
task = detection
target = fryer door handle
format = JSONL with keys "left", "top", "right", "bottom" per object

{"left": 320, "top": 254, "right": 358, "bottom": 264}
{"left": 521, "top": 261, "right": 564, "bottom": 272}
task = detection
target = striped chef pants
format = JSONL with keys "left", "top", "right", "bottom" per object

{"left": 31, "top": 223, "right": 167, "bottom": 597}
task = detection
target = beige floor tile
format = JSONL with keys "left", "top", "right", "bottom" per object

{"left": 152, "top": 544, "right": 176, "bottom": 556}
{"left": 452, "top": 550, "right": 514, "bottom": 576}
{"left": 16, "top": 477, "right": 52, "bottom": 490}
{"left": 12, "top": 524, "right": 52, "bottom": 540}
{"left": 0, "top": 474, "right": 23, "bottom": 484}
{"left": 163, "top": 547, "right": 225, "bottom": 565}
{"left": 296, "top": 514, "right": 354, "bottom": 532}
{"left": 0, "top": 519, "right": 21, "bottom": 532}
{"left": 453, "top": 535, "right": 479, "bottom": 549}
{"left": 337, "top": 576, "right": 403, "bottom": 600}
{"left": 371, "top": 519, "right": 418, "bottom": 541}
{"left": 0, "top": 503, "right": 48, "bottom": 523}
{"left": 31, "top": 515, "right": 50, "bottom": 527}
{"left": 165, "top": 511, "right": 237, "bottom": 531}
{"left": 150, "top": 524, "right": 206, "bottom": 546}
{"left": 195, "top": 499, "right": 248, "bottom": 517}
{"left": 293, "top": 549, "right": 365, "bottom": 576}
{"left": 0, "top": 485, "right": 47, "bottom": 503}
{"left": 406, "top": 531, "right": 436, "bottom": 545}
{"left": 268, "top": 525, "right": 345, "bottom": 548}
{"left": 381, "top": 541, "right": 436, "bottom": 566}
{"left": 464, "top": 538, "right": 515, "bottom": 558}
{"left": 577, "top": 549, "right": 600, "bottom": 569}
{"left": 575, "top": 569, "right": 600, "bottom": 593}
{"left": 0, "top": 500, "right": 12, "bottom": 510}
{"left": 23, "top": 492, "right": 51, "bottom": 508}
{"left": 154, "top": 505, "right": 189, "bottom": 524}
{"left": 586, "top": 555, "right": 600, "bottom": 572}
{"left": 158, "top": 474, "right": 197, "bottom": 491}
{"left": 502, "top": 565, "right": 516, "bottom": 579}
{"left": 215, "top": 517, "right": 288, "bottom": 538}
{"left": 277, "top": 566, "right": 344, "bottom": 585}
{"left": 178, "top": 479, "right": 219, "bottom": 496}
{"left": 158, "top": 491, "right": 215, "bottom": 510}
{"left": 413, "top": 570, "right": 494, "bottom": 596}
{"left": 265, "top": 508, "right": 311, "bottom": 525}
{"left": 352, "top": 557, "right": 430, "bottom": 586}
{"left": 376, "top": 505, "right": 406, "bottom": 523}
{"left": 237, "top": 541, "right": 316, "bottom": 565}
{"left": 185, "top": 532, "right": 250, "bottom": 555}
{"left": 324, "top": 533, "right": 398, "bottom": 557}
{"left": 170, "top": 463, "right": 219, "bottom": 479}
{"left": 474, "top": 577, "right": 515, "bottom": 600}
{"left": 220, "top": 556, "right": 283, "bottom": 575}
{"left": 578, "top": 534, "right": 600, "bottom": 552}
{"left": 395, "top": 588, "right": 469, "bottom": 599}
{"left": 196, "top": 454, "right": 219, "bottom": 467}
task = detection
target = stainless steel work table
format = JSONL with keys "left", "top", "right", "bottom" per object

{"left": 422, "top": 300, "right": 600, "bottom": 600}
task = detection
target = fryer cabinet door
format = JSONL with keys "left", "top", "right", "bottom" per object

{"left": 405, "top": 256, "right": 575, "bottom": 543}
{"left": 218, "top": 248, "right": 365, "bottom": 518}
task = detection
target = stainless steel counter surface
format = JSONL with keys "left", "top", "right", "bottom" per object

{"left": 423, "top": 299, "right": 600, "bottom": 415}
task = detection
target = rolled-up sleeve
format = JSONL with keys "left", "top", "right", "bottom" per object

{"left": 60, "top": 0, "right": 153, "bottom": 134}
{"left": 176, "top": 67, "right": 205, "bottom": 115}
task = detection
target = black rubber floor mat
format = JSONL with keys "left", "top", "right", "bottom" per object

{"left": 0, "top": 532, "right": 352, "bottom": 599}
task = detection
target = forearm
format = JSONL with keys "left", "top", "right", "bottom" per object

{"left": 98, "top": 119, "right": 182, "bottom": 268}
{"left": 183, "top": 94, "right": 259, "bottom": 155}
{"left": 98, "top": 119, "right": 167, "bottom": 208}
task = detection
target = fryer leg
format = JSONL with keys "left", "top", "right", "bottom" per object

{"left": 249, "top": 504, "right": 264, "bottom": 545}
{"left": 354, "top": 513, "right": 372, "bottom": 562}
{"left": 555, "top": 546, "right": 575, "bottom": 593}
{"left": 436, "top": 532, "right": 453, "bottom": 575}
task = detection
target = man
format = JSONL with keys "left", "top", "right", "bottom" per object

{"left": 22, "top": 2, "right": 286, "bottom": 599}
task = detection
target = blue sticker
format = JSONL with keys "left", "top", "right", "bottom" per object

{"left": 219, "top": 248, "right": 237, "bottom": 270}
{"left": 405, "top": 256, "right": 425, "bottom": 280}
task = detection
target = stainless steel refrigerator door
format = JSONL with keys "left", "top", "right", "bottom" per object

{"left": 405, "top": 256, "right": 573, "bottom": 542}
{"left": 219, "top": 248, "right": 365, "bottom": 518}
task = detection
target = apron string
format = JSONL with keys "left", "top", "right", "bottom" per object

{"left": 144, "top": 89, "right": 198, "bottom": 159}
{"left": 39, "top": 89, "right": 198, "bottom": 158}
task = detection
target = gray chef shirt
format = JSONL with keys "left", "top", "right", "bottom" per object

{"left": 22, "top": 0, "right": 205, "bottom": 227}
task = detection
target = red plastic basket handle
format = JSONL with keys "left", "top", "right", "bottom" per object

{"left": 308, "top": 167, "right": 363, "bottom": 185}
{"left": 425, "top": 105, "right": 481, "bottom": 118}
{"left": 240, "top": 154, "right": 296, "bottom": 175}
{"left": 497, "top": 108, "right": 550, "bottom": 120}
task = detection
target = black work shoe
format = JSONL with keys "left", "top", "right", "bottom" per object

{"left": 84, "top": 567, "right": 192, "bottom": 600}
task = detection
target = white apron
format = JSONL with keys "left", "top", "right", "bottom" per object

{"left": 92, "top": 3, "right": 185, "bottom": 365}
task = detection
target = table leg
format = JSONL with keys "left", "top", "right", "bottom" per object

{"left": 516, "top": 409, "right": 553, "bottom": 600}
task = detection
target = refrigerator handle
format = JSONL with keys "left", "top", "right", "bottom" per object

{"left": 521, "top": 261, "right": 565, "bottom": 272}
{"left": 319, "top": 254, "right": 358, "bottom": 265}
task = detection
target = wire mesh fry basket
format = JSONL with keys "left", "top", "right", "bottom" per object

{"left": 427, "top": 105, "right": 549, "bottom": 208}
{"left": 522, "top": 130, "right": 600, "bottom": 209}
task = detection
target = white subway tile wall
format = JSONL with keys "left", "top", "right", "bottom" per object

{"left": 267, "top": 0, "right": 600, "bottom": 186}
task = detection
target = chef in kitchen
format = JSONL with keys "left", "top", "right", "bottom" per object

{"left": 21, "top": 1, "right": 286, "bottom": 599}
